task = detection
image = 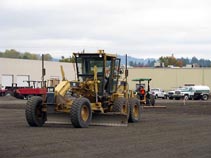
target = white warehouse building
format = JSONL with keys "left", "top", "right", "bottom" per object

{"left": 0, "top": 58, "right": 75, "bottom": 88}
{"left": 0, "top": 58, "right": 211, "bottom": 91}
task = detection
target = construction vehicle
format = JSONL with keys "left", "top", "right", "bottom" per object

{"left": 25, "top": 50, "right": 141, "bottom": 128}
{"left": 132, "top": 78, "right": 155, "bottom": 106}
{"left": 132, "top": 78, "right": 166, "bottom": 109}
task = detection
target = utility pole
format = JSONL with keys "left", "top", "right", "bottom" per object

{"left": 42, "top": 54, "right": 46, "bottom": 87}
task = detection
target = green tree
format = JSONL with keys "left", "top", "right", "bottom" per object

{"left": 4, "top": 49, "right": 21, "bottom": 58}
{"left": 22, "top": 52, "right": 32, "bottom": 59}
{"left": 43, "top": 53, "right": 53, "bottom": 61}
{"left": 0, "top": 52, "right": 3, "bottom": 57}
{"left": 159, "top": 55, "right": 182, "bottom": 67}
{"left": 0, "top": 49, "right": 53, "bottom": 61}
{"left": 31, "top": 54, "right": 40, "bottom": 60}
{"left": 59, "top": 55, "right": 75, "bottom": 63}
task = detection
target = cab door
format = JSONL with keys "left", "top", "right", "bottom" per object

{"left": 108, "top": 58, "right": 120, "bottom": 93}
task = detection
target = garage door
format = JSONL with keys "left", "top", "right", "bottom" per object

{"left": 1, "top": 74, "right": 13, "bottom": 87}
{"left": 16, "top": 75, "right": 30, "bottom": 87}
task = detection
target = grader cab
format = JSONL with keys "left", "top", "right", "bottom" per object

{"left": 25, "top": 50, "right": 141, "bottom": 128}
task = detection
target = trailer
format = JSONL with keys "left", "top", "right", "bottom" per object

{"left": 4, "top": 81, "right": 47, "bottom": 99}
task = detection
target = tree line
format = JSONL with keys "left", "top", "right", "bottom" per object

{"left": 0, "top": 49, "right": 53, "bottom": 61}
{"left": 59, "top": 55, "right": 75, "bottom": 63}
{"left": 159, "top": 55, "right": 211, "bottom": 67}
{"left": 129, "top": 55, "right": 211, "bottom": 67}
{"left": 1, "top": 49, "right": 211, "bottom": 67}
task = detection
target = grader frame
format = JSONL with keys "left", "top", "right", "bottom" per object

{"left": 25, "top": 50, "right": 142, "bottom": 128}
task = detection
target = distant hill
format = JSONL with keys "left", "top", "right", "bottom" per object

{"left": 117, "top": 55, "right": 156, "bottom": 66}
{"left": 52, "top": 58, "right": 59, "bottom": 62}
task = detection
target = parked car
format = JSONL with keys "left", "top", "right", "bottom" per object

{"left": 150, "top": 88, "right": 167, "bottom": 99}
{"left": 167, "top": 90, "right": 175, "bottom": 100}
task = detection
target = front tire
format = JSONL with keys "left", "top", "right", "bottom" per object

{"left": 112, "top": 98, "right": 128, "bottom": 115}
{"left": 169, "top": 97, "right": 173, "bottom": 100}
{"left": 25, "top": 96, "right": 46, "bottom": 127}
{"left": 184, "top": 95, "right": 189, "bottom": 100}
{"left": 128, "top": 98, "right": 141, "bottom": 122}
{"left": 70, "top": 98, "right": 92, "bottom": 128}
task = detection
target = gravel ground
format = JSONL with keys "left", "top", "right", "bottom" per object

{"left": 0, "top": 96, "right": 211, "bottom": 158}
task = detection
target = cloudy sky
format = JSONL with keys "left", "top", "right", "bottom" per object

{"left": 1, "top": 0, "right": 211, "bottom": 59}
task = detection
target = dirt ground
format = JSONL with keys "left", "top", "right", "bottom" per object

{"left": 0, "top": 96, "right": 211, "bottom": 158}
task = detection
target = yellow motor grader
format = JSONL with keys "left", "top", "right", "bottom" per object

{"left": 25, "top": 50, "right": 141, "bottom": 128}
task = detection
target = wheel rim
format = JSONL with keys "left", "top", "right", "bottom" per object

{"left": 81, "top": 105, "right": 89, "bottom": 121}
{"left": 203, "top": 95, "right": 207, "bottom": 100}
{"left": 133, "top": 104, "right": 139, "bottom": 118}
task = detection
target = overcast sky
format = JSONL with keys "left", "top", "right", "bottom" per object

{"left": 1, "top": 0, "right": 211, "bottom": 59}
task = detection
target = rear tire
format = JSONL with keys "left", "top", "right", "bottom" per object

{"left": 150, "top": 94, "right": 155, "bottom": 106}
{"left": 5, "top": 91, "right": 14, "bottom": 97}
{"left": 70, "top": 98, "right": 92, "bottom": 128}
{"left": 25, "top": 96, "right": 46, "bottom": 127}
{"left": 202, "top": 94, "right": 209, "bottom": 101}
{"left": 128, "top": 98, "right": 141, "bottom": 122}
{"left": 146, "top": 94, "right": 155, "bottom": 106}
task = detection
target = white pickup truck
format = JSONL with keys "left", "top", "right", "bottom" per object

{"left": 173, "top": 85, "right": 210, "bottom": 100}
{"left": 150, "top": 88, "right": 167, "bottom": 99}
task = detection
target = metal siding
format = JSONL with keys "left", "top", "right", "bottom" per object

{"left": 1, "top": 74, "right": 13, "bottom": 87}
{"left": 127, "top": 68, "right": 211, "bottom": 91}
{"left": 16, "top": 75, "right": 30, "bottom": 87}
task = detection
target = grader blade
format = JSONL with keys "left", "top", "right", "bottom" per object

{"left": 45, "top": 112, "right": 128, "bottom": 127}
{"left": 91, "top": 112, "right": 128, "bottom": 127}
{"left": 143, "top": 105, "right": 166, "bottom": 109}
{"left": 46, "top": 112, "right": 71, "bottom": 125}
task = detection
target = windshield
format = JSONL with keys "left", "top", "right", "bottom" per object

{"left": 77, "top": 57, "right": 103, "bottom": 76}
{"left": 177, "top": 87, "right": 192, "bottom": 91}
{"left": 75, "top": 53, "right": 121, "bottom": 95}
